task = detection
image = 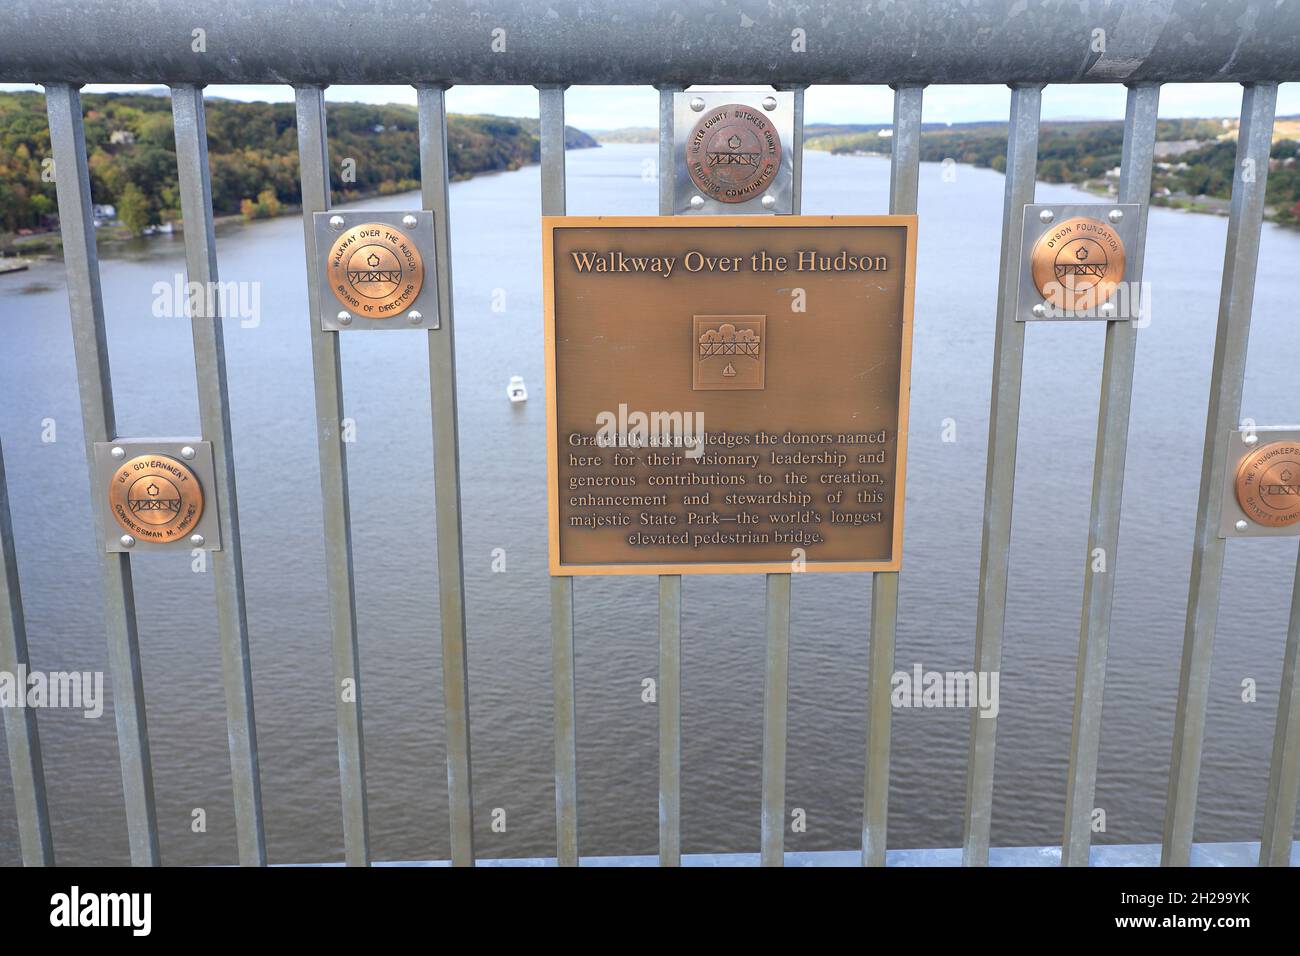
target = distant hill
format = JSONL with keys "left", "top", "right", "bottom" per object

{"left": 591, "top": 127, "right": 657, "bottom": 144}
{"left": 0, "top": 91, "right": 598, "bottom": 235}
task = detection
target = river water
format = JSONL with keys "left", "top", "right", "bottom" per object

{"left": 0, "top": 143, "right": 1297, "bottom": 864}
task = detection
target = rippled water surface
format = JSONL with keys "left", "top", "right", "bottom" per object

{"left": 1, "top": 144, "right": 1297, "bottom": 864}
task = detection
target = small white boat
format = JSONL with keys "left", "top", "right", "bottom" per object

{"left": 507, "top": 375, "right": 528, "bottom": 403}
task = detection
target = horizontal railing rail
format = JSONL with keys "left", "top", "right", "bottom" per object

{"left": 0, "top": 0, "right": 1298, "bottom": 869}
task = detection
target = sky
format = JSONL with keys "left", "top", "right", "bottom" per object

{"left": 2, "top": 82, "right": 1299, "bottom": 129}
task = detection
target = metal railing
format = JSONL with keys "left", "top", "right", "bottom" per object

{"left": 1, "top": 0, "right": 1299, "bottom": 867}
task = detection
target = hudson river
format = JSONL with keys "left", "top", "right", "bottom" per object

{"left": 1, "top": 144, "right": 1297, "bottom": 863}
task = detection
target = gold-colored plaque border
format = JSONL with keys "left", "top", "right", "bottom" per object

{"left": 543, "top": 214, "right": 918, "bottom": 576}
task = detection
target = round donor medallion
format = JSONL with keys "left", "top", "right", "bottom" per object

{"left": 686, "top": 104, "right": 782, "bottom": 203}
{"left": 326, "top": 222, "right": 424, "bottom": 317}
{"left": 1235, "top": 440, "right": 1300, "bottom": 528}
{"left": 108, "top": 455, "right": 205, "bottom": 543}
{"left": 1030, "top": 216, "right": 1127, "bottom": 312}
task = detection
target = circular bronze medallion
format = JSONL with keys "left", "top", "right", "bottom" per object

{"left": 108, "top": 454, "right": 204, "bottom": 543}
{"left": 1030, "top": 216, "right": 1127, "bottom": 312}
{"left": 325, "top": 222, "right": 424, "bottom": 318}
{"left": 1235, "top": 440, "right": 1300, "bottom": 528}
{"left": 685, "top": 104, "right": 782, "bottom": 203}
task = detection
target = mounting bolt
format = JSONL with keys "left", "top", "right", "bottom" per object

{"left": 1243, "top": 432, "right": 1259, "bottom": 445}
{"left": 689, "top": 195, "right": 705, "bottom": 209}
{"left": 689, "top": 96, "right": 705, "bottom": 112}
{"left": 329, "top": 215, "right": 345, "bottom": 229}
{"left": 1038, "top": 209, "right": 1054, "bottom": 224}
{"left": 1235, "top": 519, "right": 1249, "bottom": 532}
{"left": 761, "top": 195, "right": 776, "bottom": 208}
{"left": 111, "top": 446, "right": 125, "bottom": 460}
{"left": 1031, "top": 302, "right": 1047, "bottom": 318}
{"left": 1108, "top": 208, "right": 1124, "bottom": 223}
{"left": 1099, "top": 302, "right": 1115, "bottom": 317}
{"left": 762, "top": 96, "right": 778, "bottom": 111}
{"left": 180, "top": 445, "right": 196, "bottom": 460}
{"left": 190, "top": 534, "right": 205, "bottom": 547}
{"left": 119, "top": 534, "right": 135, "bottom": 549}
{"left": 402, "top": 214, "right": 418, "bottom": 227}
{"left": 407, "top": 310, "right": 423, "bottom": 325}
{"left": 337, "top": 311, "right": 353, "bottom": 326}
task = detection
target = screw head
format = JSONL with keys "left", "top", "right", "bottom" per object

{"left": 119, "top": 534, "right": 135, "bottom": 548}
{"left": 337, "top": 311, "right": 352, "bottom": 326}
{"left": 329, "top": 215, "right": 345, "bottom": 229}
{"left": 761, "top": 195, "right": 777, "bottom": 208}
{"left": 1235, "top": 519, "right": 1249, "bottom": 532}
{"left": 407, "top": 310, "right": 423, "bottom": 325}
{"left": 1099, "top": 302, "right": 1115, "bottom": 317}
{"left": 180, "top": 445, "right": 196, "bottom": 460}
{"left": 689, "top": 96, "right": 705, "bottom": 112}
{"left": 1038, "top": 209, "right": 1054, "bottom": 224}
{"left": 190, "top": 533, "right": 205, "bottom": 547}
{"left": 762, "top": 96, "right": 778, "bottom": 111}
{"left": 1243, "top": 432, "right": 1259, "bottom": 445}
{"left": 110, "top": 446, "right": 125, "bottom": 460}
{"left": 689, "top": 195, "right": 705, "bottom": 209}
{"left": 1108, "top": 208, "right": 1124, "bottom": 223}
{"left": 401, "top": 214, "right": 418, "bottom": 227}
{"left": 1031, "top": 302, "right": 1047, "bottom": 318}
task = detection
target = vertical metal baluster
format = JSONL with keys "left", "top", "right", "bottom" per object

{"left": 656, "top": 82, "right": 684, "bottom": 868}
{"left": 293, "top": 85, "right": 370, "bottom": 866}
{"left": 169, "top": 83, "right": 267, "bottom": 867}
{"left": 1163, "top": 82, "right": 1278, "bottom": 867}
{"left": 862, "top": 83, "right": 924, "bottom": 868}
{"left": 961, "top": 83, "right": 1042, "bottom": 867}
{"left": 415, "top": 84, "right": 477, "bottom": 867}
{"left": 1260, "top": 543, "right": 1300, "bottom": 866}
{"left": 0, "top": 438, "right": 53, "bottom": 865}
{"left": 1061, "top": 83, "right": 1160, "bottom": 867}
{"left": 760, "top": 572, "right": 791, "bottom": 866}
{"left": 539, "top": 84, "right": 579, "bottom": 867}
{"left": 45, "top": 82, "right": 160, "bottom": 866}
{"left": 759, "top": 86, "right": 803, "bottom": 868}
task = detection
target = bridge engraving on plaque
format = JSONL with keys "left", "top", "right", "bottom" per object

{"left": 543, "top": 215, "right": 917, "bottom": 575}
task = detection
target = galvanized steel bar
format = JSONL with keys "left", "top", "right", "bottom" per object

{"left": 45, "top": 82, "right": 160, "bottom": 867}
{"left": 1163, "top": 82, "right": 1279, "bottom": 867}
{"left": 415, "top": 84, "right": 477, "bottom": 868}
{"left": 0, "top": 438, "right": 54, "bottom": 865}
{"left": 961, "top": 84, "right": 1042, "bottom": 867}
{"left": 8, "top": 1, "right": 1300, "bottom": 86}
{"left": 658, "top": 574, "right": 681, "bottom": 866}
{"left": 760, "top": 572, "right": 791, "bottom": 866}
{"left": 540, "top": 84, "right": 578, "bottom": 867}
{"left": 1260, "top": 543, "right": 1300, "bottom": 866}
{"left": 656, "top": 83, "right": 684, "bottom": 868}
{"left": 169, "top": 83, "right": 267, "bottom": 867}
{"left": 862, "top": 83, "right": 924, "bottom": 868}
{"left": 293, "top": 85, "right": 370, "bottom": 866}
{"left": 1061, "top": 82, "right": 1160, "bottom": 867}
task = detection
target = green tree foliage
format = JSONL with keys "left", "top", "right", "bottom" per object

{"left": 0, "top": 91, "right": 597, "bottom": 233}
{"left": 117, "top": 182, "right": 150, "bottom": 235}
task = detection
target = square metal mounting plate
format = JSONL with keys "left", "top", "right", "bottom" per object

{"left": 1017, "top": 203, "right": 1142, "bottom": 322}
{"left": 93, "top": 439, "right": 222, "bottom": 553}
{"left": 672, "top": 90, "right": 795, "bottom": 216}
{"left": 313, "top": 210, "right": 440, "bottom": 331}
{"left": 1219, "top": 426, "right": 1300, "bottom": 538}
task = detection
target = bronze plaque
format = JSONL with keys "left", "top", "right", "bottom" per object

{"left": 325, "top": 221, "right": 425, "bottom": 318}
{"left": 1029, "top": 216, "right": 1126, "bottom": 312}
{"left": 544, "top": 216, "right": 917, "bottom": 575}
{"left": 108, "top": 454, "right": 205, "bottom": 544}
{"left": 686, "top": 104, "right": 782, "bottom": 204}
{"left": 1235, "top": 440, "right": 1300, "bottom": 528}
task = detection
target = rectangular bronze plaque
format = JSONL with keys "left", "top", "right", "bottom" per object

{"left": 544, "top": 215, "right": 917, "bottom": 575}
